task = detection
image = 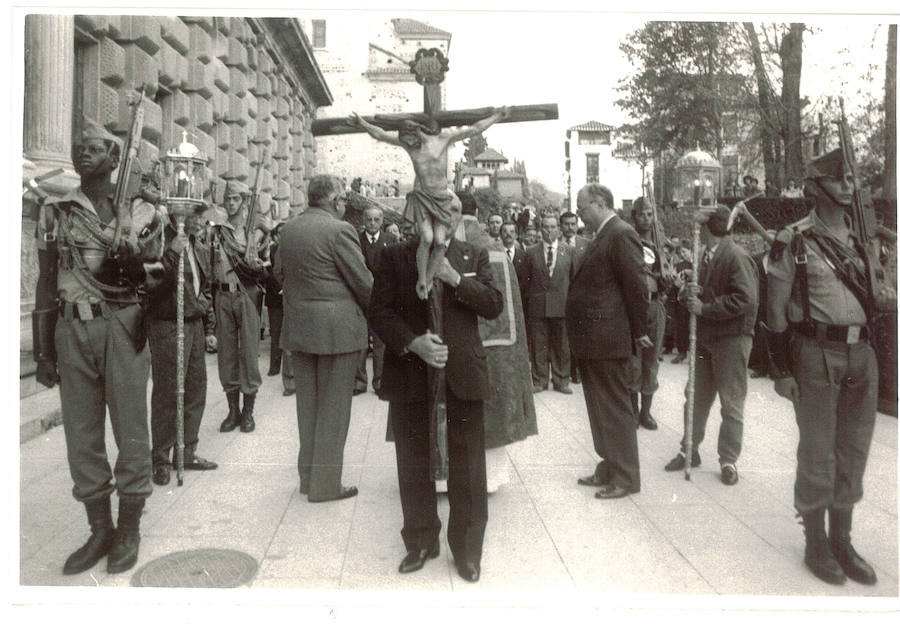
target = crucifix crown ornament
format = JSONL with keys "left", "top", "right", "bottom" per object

{"left": 409, "top": 48, "right": 449, "bottom": 86}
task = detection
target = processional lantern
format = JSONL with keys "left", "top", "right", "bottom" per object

{"left": 673, "top": 147, "right": 720, "bottom": 483}
{"left": 160, "top": 130, "right": 209, "bottom": 487}
{"left": 674, "top": 147, "right": 721, "bottom": 213}
{"left": 162, "top": 131, "right": 209, "bottom": 217}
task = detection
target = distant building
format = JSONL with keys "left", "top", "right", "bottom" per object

{"left": 455, "top": 147, "right": 525, "bottom": 198}
{"left": 565, "top": 120, "right": 649, "bottom": 213}
{"left": 301, "top": 17, "right": 452, "bottom": 195}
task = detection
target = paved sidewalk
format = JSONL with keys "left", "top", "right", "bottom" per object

{"left": 17, "top": 344, "right": 898, "bottom": 605}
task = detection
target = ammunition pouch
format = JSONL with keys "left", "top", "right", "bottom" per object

{"left": 32, "top": 308, "right": 58, "bottom": 363}
{"left": 762, "top": 322, "right": 792, "bottom": 380}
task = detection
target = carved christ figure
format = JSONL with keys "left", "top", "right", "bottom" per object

{"left": 347, "top": 107, "right": 510, "bottom": 299}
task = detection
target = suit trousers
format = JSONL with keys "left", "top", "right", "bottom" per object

{"left": 681, "top": 336, "right": 752, "bottom": 465}
{"left": 292, "top": 350, "right": 359, "bottom": 500}
{"left": 355, "top": 328, "right": 386, "bottom": 392}
{"left": 389, "top": 395, "right": 488, "bottom": 565}
{"left": 792, "top": 335, "right": 877, "bottom": 514}
{"left": 267, "top": 302, "right": 284, "bottom": 370}
{"left": 578, "top": 358, "right": 641, "bottom": 492}
{"left": 215, "top": 289, "right": 262, "bottom": 395}
{"left": 149, "top": 318, "right": 207, "bottom": 466}
{"left": 629, "top": 300, "right": 666, "bottom": 394}
{"left": 529, "top": 317, "right": 570, "bottom": 388}
{"left": 56, "top": 304, "right": 152, "bottom": 502}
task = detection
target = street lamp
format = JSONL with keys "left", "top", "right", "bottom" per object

{"left": 161, "top": 131, "right": 209, "bottom": 486}
{"left": 673, "top": 147, "right": 720, "bottom": 482}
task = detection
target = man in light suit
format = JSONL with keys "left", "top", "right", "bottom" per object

{"left": 355, "top": 206, "right": 398, "bottom": 395}
{"left": 369, "top": 235, "right": 502, "bottom": 583}
{"left": 523, "top": 213, "right": 576, "bottom": 394}
{"left": 568, "top": 184, "right": 652, "bottom": 499}
{"left": 274, "top": 175, "right": 373, "bottom": 502}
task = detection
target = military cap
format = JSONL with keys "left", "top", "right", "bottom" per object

{"left": 224, "top": 180, "right": 250, "bottom": 196}
{"left": 632, "top": 196, "right": 647, "bottom": 212}
{"left": 805, "top": 148, "right": 844, "bottom": 181}
{"left": 79, "top": 120, "right": 122, "bottom": 149}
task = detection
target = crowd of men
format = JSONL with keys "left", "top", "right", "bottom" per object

{"left": 29, "top": 120, "right": 885, "bottom": 589}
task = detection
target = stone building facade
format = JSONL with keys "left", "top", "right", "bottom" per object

{"left": 300, "top": 17, "right": 451, "bottom": 193}
{"left": 20, "top": 14, "right": 331, "bottom": 384}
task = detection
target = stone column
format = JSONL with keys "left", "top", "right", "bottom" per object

{"left": 24, "top": 14, "right": 74, "bottom": 169}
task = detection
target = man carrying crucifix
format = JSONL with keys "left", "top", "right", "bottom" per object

{"left": 346, "top": 106, "right": 510, "bottom": 299}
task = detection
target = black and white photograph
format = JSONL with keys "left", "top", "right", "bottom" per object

{"left": 8, "top": 1, "right": 899, "bottom": 626}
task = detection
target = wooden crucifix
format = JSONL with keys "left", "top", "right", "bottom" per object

{"left": 314, "top": 48, "right": 558, "bottom": 481}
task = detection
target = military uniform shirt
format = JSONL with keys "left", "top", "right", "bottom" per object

{"left": 767, "top": 211, "right": 867, "bottom": 326}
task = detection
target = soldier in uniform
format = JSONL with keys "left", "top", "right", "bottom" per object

{"left": 209, "top": 180, "right": 268, "bottom": 434}
{"left": 628, "top": 197, "right": 672, "bottom": 430}
{"left": 32, "top": 122, "right": 162, "bottom": 575}
{"left": 765, "top": 149, "right": 881, "bottom": 586}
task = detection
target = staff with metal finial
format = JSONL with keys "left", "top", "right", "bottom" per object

{"left": 162, "top": 131, "right": 210, "bottom": 485}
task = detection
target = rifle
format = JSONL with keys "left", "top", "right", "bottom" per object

{"left": 836, "top": 98, "right": 896, "bottom": 313}
{"left": 643, "top": 171, "right": 670, "bottom": 276}
{"left": 244, "top": 149, "right": 268, "bottom": 261}
{"left": 111, "top": 85, "right": 146, "bottom": 254}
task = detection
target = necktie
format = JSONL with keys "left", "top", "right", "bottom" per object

{"left": 186, "top": 242, "right": 201, "bottom": 297}
{"left": 370, "top": 235, "right": 376, "bottom": 245}
{"left": 507, "top": 248, "right": 513, "bottom": 262}
{"left": 546, "top": 245, "right": 553, "bottom": 271}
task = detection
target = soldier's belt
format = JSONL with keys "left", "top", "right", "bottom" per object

{"left": 59, "top": 299, "right": 130, "bottom": 322}
{"left": 791, "top": 320, "right": 868, "bottom": 344}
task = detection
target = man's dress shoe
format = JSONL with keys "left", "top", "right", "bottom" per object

{"left": 456, "top": 560, "right": 481, "bottom": 582}
{"left": 664, "top": 452, "right": 701, "bottom": 471}
{"left": 577, "top": 473, "right": 609, "bottom": 487}
{"left": 595, "top": 484, "right": 631, "bottom": 499}
{"left": 720, "top": 463, "right": 739, "bottom": 485}
{"left": 638, "top": 414, "right": 658, "bottom": 430}
{"left": 553, "top": 384, "right": 573, "bottom": 395}
{"left": 398, "top": 544, "right": 440, "bottom": 573}
{"left": 152, "top": 464, "right": 171, "bottom": 486}
{"left": 308, "top": 486, "right": 358, "bottom": 503}
{"left": 283, "top": 388, "right": 296, "bottom": 397}
{"left": 183, "top": 456, "right": 218, "bottom": 471}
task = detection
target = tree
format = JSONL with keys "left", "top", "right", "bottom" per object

{"left": 617, "top": 21, "right": 747, "bottom": 160}
{"left": 885, "top": 24, "right": 897, "bottom": 200}
{"left": 463, "top": 132, "right": 488, "bottom": 165}
{"left": 527, "top": 179, "right": 564, "bottom": 210}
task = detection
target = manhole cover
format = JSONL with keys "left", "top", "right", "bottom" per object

{"left": 131, "top": 548, "right": 258, "bottom": 588}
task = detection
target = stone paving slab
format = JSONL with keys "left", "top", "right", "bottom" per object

{"left": 15, "top": 345, "right": 899, "bottom": 608}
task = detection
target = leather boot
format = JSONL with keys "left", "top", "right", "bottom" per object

{"left": 639, "top": 394, "right": 658, "bottom": 430}
{"left": 240, "top": 393, "right": 256, "bottom": 433}
{"left": 63, "top": 497, "right": 115, "bottom": 575}
{"left": 801, "top": 508, "right": 846, "bottom": 585}
{"left": 829, "top": 507, "right": 878, "bottom": 585}
{"left": 219, "top": 391, "right": 241, "bottom": 432}
{"left": 107, "top": 498, "right": 144, "bottom": 574}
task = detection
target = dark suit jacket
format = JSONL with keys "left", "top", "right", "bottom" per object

{"left": 369, "top": 239, "right": 503, "bottom": 403}
{"left": 523, "top": 241, "right": 575, "bottom": 319}
{"left": 499, "top": 242, "right": 528, "bottom": 293}
{"left": 566, "top": 215, "right": 649, "bottom": 359}
{"left": 562, "top": 235, "right": 590, "bottom": 265}
{"left": 695, "top": 237, "right": 759, "bottom": 343}
{"left": 358, "top": 229, "right": 398, "bottom": 273}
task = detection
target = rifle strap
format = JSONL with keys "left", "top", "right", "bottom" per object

{"left": 790, "top": 229, "right": 812, "bottom": 327}
{"left": 807, "top": 231, "right": 873, "bottom": 321}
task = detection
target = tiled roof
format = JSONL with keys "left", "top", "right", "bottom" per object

{"left": 567, "top": 120, "right": 615, "bottom": 132}
{"left": 391, "top": 19, "right": 451, "bottom": 38}
{"left": 473, "top": 148, "right": 508, "bottom": 162}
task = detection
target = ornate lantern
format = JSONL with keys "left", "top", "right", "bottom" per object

{"left": 674, "top": 147, "right": 721, "bottom": 213}
{"left": 673, "top": 147, "right": 720, "bottom": 483}
{"left": 161, "top": 131, "right": 209, "bottom": 218}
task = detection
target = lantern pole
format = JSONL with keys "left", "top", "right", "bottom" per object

{"left": 162, "top": 133, "right": 208, "bottom": 487}
{"left": 685, "top": 181, "right": 701, "bottom": 482}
